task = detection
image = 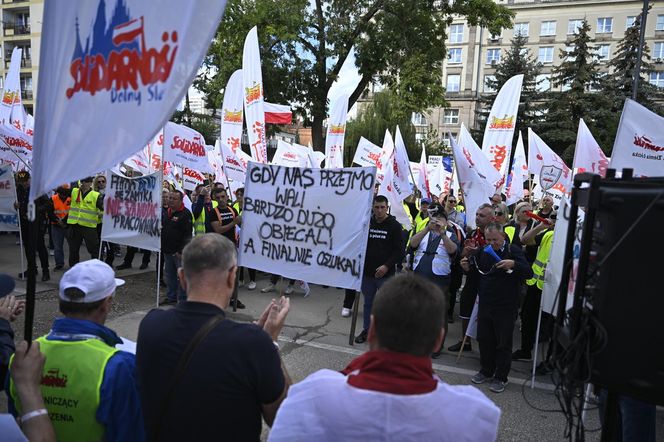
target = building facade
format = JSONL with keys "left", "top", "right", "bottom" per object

{"left": 414, "top": 0, "right": 664, "bottom": 146}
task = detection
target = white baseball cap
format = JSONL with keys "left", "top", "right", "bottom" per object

{"left": 59, "top": 259, "right": 125, "bottom": 303}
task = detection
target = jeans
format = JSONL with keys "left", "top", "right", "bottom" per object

{"left": 360, "top": 276, "right": 389, "bottom": 331}
{"left": 598, "top": 390, "right": 656, "bottom": 442}
{"left": 164, "top": 253, "right": 185, "bottom": 302}
{"left": 51, "top": 224, "right": 67, "bottom": 267}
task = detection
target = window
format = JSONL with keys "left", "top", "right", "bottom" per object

{"left": 626, "top": 16, "right": 636, "bottom": 30}
{"left": 597, "top": 44, "right": 610, "bottom": 61}
{"left": 450, "top": 24, "right": 464, "bottom": 43}
{"left": 567, "top": 19, "right": 583, "bottom": 35}
{"left": 561, "top": 80, "right": 572, "bottom": 92}
{"left": 514, "top": 22, "right": 529, "bottom": 37}
{"left": 442, "top": 132, "right": 458, "bottom": 147}
{"left": 564, "top": 45, "right": 576, "bottom": 61}
{"left": 443, "top": 108, "right": 460, "bottom": 124}
{"left": 536, "top": 74, "right": 551, "bottom": 92}
{"left": 448, "top": 48, "right": 462, "bottom": 64}
{"left": 650, "top": 72, "right": 664, "bottom": 88}
{"left": 597, "top": 17, "right": 613, "bottom": 33}
{"left": 412, "top": 112, "right": 427, "bottom": 126}
{"left": 538, "top": 46, "right": 554, "bottom": 63}
{"left": 589, "top": 73, "right": 606, "bottom": 92}
{"left": 484, "top": 75, "right": 496, "bottom": 92}
{"left": 446, "top": 74, "right": 461, "bottom": 92}
{"left": 654, "top": 42, "right": 664, "bottom": 59}
{"left": 486, "top": 48, "right": 501, "bottom": 64}
{"left": 657, "top": 15, "right": 664, "bottom": 31}
{"left": 541, "top": 21, "right": 556, "bottom": 36}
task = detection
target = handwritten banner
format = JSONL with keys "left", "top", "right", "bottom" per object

{"left": 238, "top": 163, "right": 375, "bottom": 290}
{"left": 101, "top": 171, "right": 162, "bottom": 251}
{"left": 0, "top": 164, "right": 19, "bottom": 231}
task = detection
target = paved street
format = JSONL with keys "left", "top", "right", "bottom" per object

{"left": 1, "top": 234, "right": 662, "bottom": 440}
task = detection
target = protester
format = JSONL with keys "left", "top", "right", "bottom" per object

{"left": 493, "top": 202, "right": 510, "bottom": 226}
{"left": 116, "top": 247, "right": 151, "bottom": 270}
{"left": 504, "top": 201, "right": 534, "bottom": 246}
{"left": 461, "top": 223, "right": 533, "bottom": 393}
{"left": 412, "top": 197, "right": 430, "bottom": 234}
{"left": 408, "top": 203, "right": 458, "bottom": 357}
{"left": 67, "top": 176, "right": 103, "bottom": 267}
{"left": 443, "top": 193, "right": 466, "bottom": 229}
{"left": 50, "top": 185, "right": 71, "bottom": 271}
{"left": 8, "top": 260, "right": 144, "bottom": 441}
{"left": 354, "top": 195, "right": 404, "bottom": 344}
{"left": 191, "top": 184, "right": 218, "bottom": 235}
{"left": 268, "top": 273, "right": 501, "bottom": 441}
{"left": 94, "top": 174, "right": 118, "bottom": 266}
{"left": 136, "top": 234, "right": 291, "bottom": 441}
{"left": 161, "top": 190, "right": 192, "bottom": 305}
{"left": 536, "top": 195, "right": 555, "bottom": 219}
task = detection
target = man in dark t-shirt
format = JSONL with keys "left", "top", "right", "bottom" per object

{"left": 136, "top": 234, "right": 291, "bottom": 442}
{"left": 210, "top": 187, "right": 240, "bottom": 245}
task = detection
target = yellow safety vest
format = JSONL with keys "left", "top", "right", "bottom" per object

{"left": 67, "top": 188, "right": 100, "bottom": 228}
{"left": 413, "top": 212, "right": 429, "bottom": 234}
{"left": 504, "top": 225, "right": 516, "bottom": 243}
{"left": 9, "top": 336, "right": 118, "bottom": 442}
{"left": 193, "top": 200, "right": 218, "bottom": 235}
{"left": 401, "top": 202, "right": 414, "bottom": 231}
{"left": 232, "top": 201, "right": 241, "bottom": 215}
{"left": 526, "top": 230, "right": 554, "bottom": 289}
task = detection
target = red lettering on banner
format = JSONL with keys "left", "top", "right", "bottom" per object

{"left": 170, "top": 135, "right": 205, "bottom": 157}
{"left": 488, "top": 115, "right": 515, "bottom": 130}
{"left": 1, "top": 135, "right": 31, "bottom": 150}
{"left": 245, "top": 84, "right": 262, "bottom": 105}
{"left": 489, "top": 145, "right": 507, "bottom": 171}
{"left": 633, "top": 134, "right": 664, "bottom": 152}
{"left": 227, "top": 136, "right": 240, "bottom": 154}
{"left": 462, "top": 146, "right": 475, "bottom": 167}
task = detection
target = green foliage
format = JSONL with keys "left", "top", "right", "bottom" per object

{"left": 473, "top": 33, "right": 544, "bottom": 148}
{"left": 171, "top": 108, "right": 218, "bottom": 145}
{"left": 195, "top": 0, "right": 514, "bottom": 149}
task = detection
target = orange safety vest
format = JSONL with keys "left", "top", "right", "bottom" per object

{"left": 52, "top": 195, "right": 71, "bottom": 224}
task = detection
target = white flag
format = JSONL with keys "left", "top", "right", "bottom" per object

{"left": 352, "top": 137, "right": 383, "bottom": 169}
{"left": 273, "top": 140, "right": 312, "bottom": 168}
{"left": 482, "top": 74, "right": 523, "bottom": 190}
{"left": 0, "top": 47, "right": 25, "bottom": 127}
{"left": 30, "top": 0, "right": 227, "bottom": 200}
{"left": 220, "top": 69, "right": 244, "bottom": 156}
{"left": 528, "top": 129, "right": 572, "bottom": 197}
{"left": 573, "top": 119, "right": 609, "bottom": 177}
{"left": 220, "top": 141, "right": 250, "bottom": 182}
{"left": 324, "top": 94, "right": 349, "bottom": 169}
{"left": 163, "top": 122, "right": 211, "bottom": 172}
{"left": 609, "top": 99, "right": 664, "bottom": 178}
{"left": 387, "top": 126, "right": 413, "bottom": 200}
{"left": 505, "top": 131, "right": 528, "bottom": 205}
{"left": 0, "top": 164, "right": 19, "bottom": 231}
{"left": 377, "top": 130, "right": 395, "bottom": 195}
{"left": 416, "top": 147, "right": 431, "bottom": 198}
{"left": 242, "top": 26, "right": 267, "bottom": 164}
{"left": 0, "top": 124, "right": 32, "bottom": 171}
{"left": 428, "top": 162, "right": 452, "bottom": 198}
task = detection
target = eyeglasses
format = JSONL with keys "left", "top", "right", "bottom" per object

{"left": 495, "top": 211, "right": 504, "bottom": 216}
{"left": 447, "top": 200, "right": 456, "bottom": 204}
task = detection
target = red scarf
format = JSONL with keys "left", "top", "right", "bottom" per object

{"left": 341, "top": 350, "right": 437, "bottom": 395}
{"left": 168, "top": 203, "right": 185, "bottom": 219}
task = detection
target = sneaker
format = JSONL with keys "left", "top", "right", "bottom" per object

{"left": 247, "top": 281, "right": 257, "bottom": 290}
{"left": 341, "top": 307, "right": 351, "bottom": 317}
{"left": 448, "top": 341, "right": 472, "bottom": 352}
{"left": 512, "top": 349, "right": 532, "bottom": 361}
{"left": 284, "top": 284, "right": 294, "bottom": 295}
{"left": 261, "top": 283, "right": 276, "bottom": 293}
{"left": 489, "top": 379, "right": 508, "bottom": 393}
{"left": 354, "top": 330, "right": 368, "bottom": 344}
{"left": 116, "top": 263, "right": 132, "bottom": 270}
{"left": 471, "top": 372, "right": 491, "bottom": 385}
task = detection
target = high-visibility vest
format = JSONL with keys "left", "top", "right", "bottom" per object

{"left": 9, "top": 336, "right": 118, "bottom": 442}
{"left": 232, "top": 201, "right": 241, "bottom": 215}
{"left": 413, "top": 212, "right": 429, "bottom": 234}
{"left": 51, "top": 195, "right": 71, "bottom": 224}
{"left": 504, "top": 225, "right": 516, "bottom": 243}
{"left": 67, "top": 188, "right": 100, "bottom": 228}
{"left": 526, "top": 230, "right": 554, "bottom": 289}
{"left": 193, "top": 200, "right": 218, "bottom": 235}
{"left": 401, "top": 203, "right": 414, "bottom": 231}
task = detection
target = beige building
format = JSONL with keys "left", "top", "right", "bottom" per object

{"left": 414, "top": 0, "right": 664, "bottom": 146}
{"left": 0, "top": 0, "right": 42, "bottom": 114}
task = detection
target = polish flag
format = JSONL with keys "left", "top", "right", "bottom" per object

{"left": 112, "top": 17, "right": 144, "bottom": 46}
{"left": 264, "top": 102, "right": 292, "bottom": 124}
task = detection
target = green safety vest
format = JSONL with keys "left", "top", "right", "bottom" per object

{"left": 232, "top": 201, "right": 241, "bottom": 215}
{"left": 504, "top": 225, "right": 516, "bottom": 243}
{"left": 413, "top": 212, "right": 429, "bottom": 234}
{"left": 526, "top": 230, "right": 554, "bottom": 289}
{"left": 9, "top": 336, "right": 118, "bottom": 442}
{"left": 67, "top": 188, "right": 100, "bottom": 229}
{"left": 193, "top": 200, "right": 218, "bottom": 235}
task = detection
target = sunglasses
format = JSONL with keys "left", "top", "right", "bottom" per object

{"left": 495, "top": 211, "right": 504, "bottom": 216}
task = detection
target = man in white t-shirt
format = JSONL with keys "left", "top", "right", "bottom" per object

{"left": 268, "top": 273, "right": 501, "bottom": 442}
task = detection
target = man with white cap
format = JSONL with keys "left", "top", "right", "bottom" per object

{"left": 7, "top": 259, "right": 145, "bottom": 442}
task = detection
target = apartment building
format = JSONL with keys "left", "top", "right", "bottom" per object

{"left": 0, "top": 0, "right": 42, "bottom": 114}
{"left": 414, "top": 0, "right": 664, "bottom": 146}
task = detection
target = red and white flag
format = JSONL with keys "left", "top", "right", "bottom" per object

{"left": 481, "top": 74, "right": 523, "bottom": 190}
{"left": 505, "top": 131, "right": 528, "bottom": 206}
{"left": 324, "top": 94, "right": 349, "bottom": 169}
{"left": 30, "top": 0, "right": 227, "bottom": 200}
{"left": 264, "top": 102, "right": 292, "bottom": 124}
{"left": 0, "top": 123, "right": 32, "bottom": 171}
{"left": 242, "top": 26, "right": 267, "bottom": 164}
{"left": 352, "top": 137, "right": 383, "bottom": 170}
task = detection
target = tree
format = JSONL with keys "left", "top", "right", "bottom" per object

{"left": 539, "top": 20, "right": 613, "bottom": 161}
{"left": 473, "top": 33, "right": 544, "bottom": 148}
{"left": 195, "top": 0, "right": 514, "bottom": 151}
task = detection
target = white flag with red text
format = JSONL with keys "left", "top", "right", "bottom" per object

{"left": 505, "top": 131, "right": 528, "bottom": 206}
{"left": 220, "top": 141, "right": 250, "bottom": 182}
{"left": 416, "top": 147, "right": 431, "bottom": 198}
{"left": 528, "top": 129, "right": 572, "bottom": 197}
{"left": 242, "top": 26, "right": 267, "bottom": 164}
{"left": 0, "top": 47, "right": 26, "bottom": 128}
{"left": 386, "top": 126, "right": 413, "bottom": 200}
{"left": 163, "top": 122, "right": 211, "bottom": 172}
{"left": 352, "top": 137, "right": 383, "bottom": 170}
{"left": 324, "top": 94, "right": 349, "bottom": 169}
{"left": 481, "top": 74, "right": 523, "bottom": 190}
{"left": 573, "top": 119, "right": 609, "bottom": 177}
{"left": 0, "top": 123, "right": 32, "bottom": 171}
{"left": 273, "top": 140, "right": 312, "bottom": 168}
{"left": 220, "top": 69, "right": 244, "bottom": 156}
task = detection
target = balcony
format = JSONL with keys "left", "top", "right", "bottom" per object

{"left": 3, "top": 23, "right": 30, "bottom": 36}
{"left": 4, "top": 57, "right": 31, "bottom": 70}
{"left": 21, "top": 89, "right": 32, "bottom": 101}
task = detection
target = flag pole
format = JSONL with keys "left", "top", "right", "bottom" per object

{"left": 23, "top": 202, "right": 37, "bottom": 344}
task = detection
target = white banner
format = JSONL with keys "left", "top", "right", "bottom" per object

{"left": 428, "top": 155, "right": 443, "bottom": 166}
{"left": 609, "top": 99, "right": 664, "bottom": 177}
{"left": 416, "top": 148, "right": 430, "bottom": 198}
{"left": 324, "top": 94, "right": 349, "bottom": 169}
{"left": 505, "top": 131, "right": 528, "bottom": 206}
{"left": 352, "top": 137, "right": 383, "bottom": 171}
{"left": 0, "top": 124, "right": 32, "bottom": 171}
{"left": 0, "top": 164, "right": 19, "bottom": 231}
{"left": 220, "top": 69, "right": 244, "bottom": 156}
{"left": 30, "top": 0, "right": 227, "bottom": 201}
{"left": 220, "top": 141, "right": 250, "bottom": 182}
{"left": 528, "top": 129, "right": 572, "bottom": 196}
{"left": 124, "top": 149, "right": 150, "bottom": 175}
{"left": 383, "top": 126, "right": 413, "bottom": 199}
{"left": 0, "top": 47, "right": 25, "bottom": 127}
{"left": 101, "top": 171, "right": 162, "bottom": 251}
{"left": 238, "top": 163, "right": 375, "bottom": 290}
{"left": 182, "top": 167, "right": 205, "bottom": 191}
{"left": 428, "top": 162, "right": 452, "bottom": 197}
{"left": 243, "top": 26, "right": 267, "bottom": 164}
{"left": 163, "top": 122, "right": 210, "bottom": 172}
{"left": 481, "top": 74, "right": 523, "bottom": 190}
{"left": 273, "top": 140, "right": 311, "bottom": 168}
